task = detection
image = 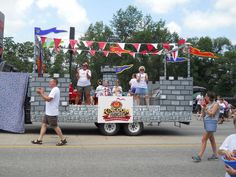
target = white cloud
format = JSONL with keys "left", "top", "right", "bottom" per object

{"left": 135, "top": 0, "right": 190, "bottom": 14}
{"left": 166, "top": 21, "right": 181, "bottom": 34}
{"left": 183, "top": 0, "right": 236, "bottom": 30}
{"left": 36, "top": 0, "right": 89, "bottom": 30}
{"left": 1, "top": 0, "right": 34, "bottom": 36}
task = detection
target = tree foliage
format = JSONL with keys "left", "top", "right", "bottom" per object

{"left": 2, "top": 6, "right": 236, "bottom": 96}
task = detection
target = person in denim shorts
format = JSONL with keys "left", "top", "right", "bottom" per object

{"left": 135, "top": 66, "right": 149, "bottom": 105}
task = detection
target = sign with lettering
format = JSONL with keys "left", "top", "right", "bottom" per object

{"left": 98, "top": 96, "right": 133, "bottom": 123}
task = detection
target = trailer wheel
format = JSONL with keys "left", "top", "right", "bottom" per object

{"left": 123, "top": 122, "right": 144, "bottom": 136}
{"left": 98, "top": 123, "right": 120, "bottom": 136}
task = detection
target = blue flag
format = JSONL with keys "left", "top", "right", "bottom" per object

{"left": 34, "top": 27, "right": 67, "bottom": 35}
{"left": 115, "top": 64, "right": 133, "bottom": 74}
{"left": 166, "top": 57, "right": 187, "bottom": 63}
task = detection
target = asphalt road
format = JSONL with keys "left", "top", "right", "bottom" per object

{"left": 0, "top": 115, "right": 235, "bottom": 177}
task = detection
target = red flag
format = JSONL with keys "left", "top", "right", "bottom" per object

{"left": 54, "top": 38, "right": 61, "bottom": 49}
{"left": 69, "top": 39, "right": 77, "bottom": 49}
{"left": 129, "top": 52, "right": 135, "bottom": 58}
{"left": 132, "top": 43, "right": 141, "bottom": 52}
{"left": 163, "top": 43, "right": 170, "bottom": 50}
{"left": 83, "top": 41, "right": 93, "bottom": 48}
{"left": 98, "top": 42, "right": 107, "bottom": 50}
{"left": 40, "top": 36, "right": 47, "bottom": 46}
{"left": 103, "top": 51, "right": 109, "bottom": 57}
{"left": 90, "top": 50, "right": 96, "bottom": 56}
{"left": 147, "top": 44, "right": 154, "bottom": 51}
{"left": 178, "top": 39, "right": 186, "bottom": 45}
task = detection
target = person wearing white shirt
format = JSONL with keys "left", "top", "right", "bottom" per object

{"left": 102, "top": 80, "right": 112, "bottom": 96}
{"left": 218, "top": 118, "right": 236, "bottom": 177}
{"left": 135, "top": 66, "right": 149, "bottom": 105}
{"left": 76, "top": 62, "right": 91, "bottom": 105}
{"left": 31, "top": 78, "right": 67, "bottom": 146}
{"left": 112, "top": 80, "right": 122, "bottom": 96}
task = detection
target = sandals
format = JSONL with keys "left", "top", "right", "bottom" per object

{"left": 56, "top": 139, "right": 67, "bottom": 146}
{"left": 192, "top": 155, "right": 201, "bottom": 162}
{"left": 31, "top": 139, "right": 42, "bottom": 145}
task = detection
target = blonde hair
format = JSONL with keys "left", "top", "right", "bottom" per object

{"left": 139, "top": 66, "right": 145, "bottom": 71}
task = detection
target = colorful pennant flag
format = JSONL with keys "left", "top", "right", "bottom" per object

{"left": 163, "top": 43, "right": 170, "bottom": 50}
{"left": 35, "top": 27, "right": 67, "bottom": 36}
{"left": 166, "top": 57, "right": 187, "bottom": 62}
{"left": 115, "top": 64, "right": 133, "bottom": 74}
{"left": 103, "top": 51, "right": 109, "bottom": 57}
{"left": 132, "top": 43, "right": 141, "bottom": 52}
{"left": 69, "top": 39, "right": 77, "bottom": 49}
{"left": 40, "top": 36, "right": 47, "bottom": 46}
{"left": 98, "top": 42, "right": 107, "bottom": 50}
{"left": 190, "top": 46, "right": 219, "bottom": 59}
{"left": 90, "top": 50, "right": 96, "bottom": 56}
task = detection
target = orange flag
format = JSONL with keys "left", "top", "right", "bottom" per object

{"left": 190, "top": 46, "right": 219, "bottom": 59}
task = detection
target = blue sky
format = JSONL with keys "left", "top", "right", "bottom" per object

{"left": 1, "top": 0, "right": 236, "bottom": 44}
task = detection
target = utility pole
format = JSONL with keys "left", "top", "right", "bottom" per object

{"left": 69, "top": 27, "right": 75, "bottom": 80}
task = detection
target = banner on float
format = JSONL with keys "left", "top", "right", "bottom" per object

{"left": 98, "top": 96, "right": 133, "bottom": 123}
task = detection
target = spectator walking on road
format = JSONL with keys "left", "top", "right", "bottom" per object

{"left": 218, "top": 118, "right": 236, "bottom": 177}
{"left": 31, "top": 78, "right": 67, "bottom": 146}
{"left": 196, "top": 93, "right": 204, "bottom": 117}
{"left": 218, "top": 97, "right": 226, "bottom": 124}
{"left": 192, "top": 91, "right": 219, "bottom": 162}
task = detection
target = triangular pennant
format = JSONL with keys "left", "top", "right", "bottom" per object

{"left": 103, "top": 51, "right": 109, "bottom": 57}
{"left": 147, "top": 44, "right": 154, "bottom": 51}
{"left": 49, "top": 48, "right": 54, "bottom": 53}
{"left": 77, "top": 50, "right": 82, "bottom": 55}
{"left": 132, "top": 43, "right": 141, "bottom": 52}
{"left": 98, "top": 42, "right": 107, "bottom": 50}
{"left": 129, "top": 52, "right": 135, "bottom": 58}
{"left": 178, "top": 39, "right": 186, "bottom": 45}
{"left": 172, "top": 50, "right": 178, "bottom": 62}
{"left": 69, "top": 39, "right": 77, "bottom": 49}
{"left": 90, "top": 50, "right": 96, "bottom": 56}
{"left": 40, "top": 36, "right": 47, "bottom": 46}
{"left": 49, "top": 40, "right": 55, "bottom": 48}
{"left": 152, "top": 43, "right": 157, "bottom": 49}
{"left": 117, "top": 43, "right": 125, "bottom": 50}
{"left": 163, "top": 43, "right": 170, "bottom": 50}
{"left": 54, "top": 38, "right": 62, "bottom": 49}
{"left": 140, "top": 50, "right": 147, "bottom": 55}
{"left": 157, "top": 49, "right": 163, "bottom": 55}
{"left": 83, "top": 41, "right": 93, "bottom": 48}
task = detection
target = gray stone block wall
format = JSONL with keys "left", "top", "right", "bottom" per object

{"left": 101, "top": 66, "right": 117, "bottom": 87}
{"left": 29, "top": 72, "right": 192, "bottom": 123}
{"left": 160, "top": 76, "right": 193, "bottom": 112}
{"left": 31, "top": 105, "right": 191, "bottom": 123}
{"left": 29, "top": 73, "right": 70, "bottom": 118}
